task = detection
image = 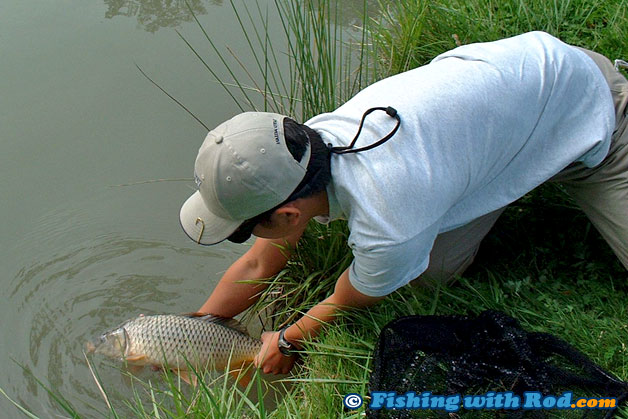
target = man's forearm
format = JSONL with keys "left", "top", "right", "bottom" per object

{"left": 284, "top": 295, "right": 337, "bottom": 346}
{"left": 283, "top": 269, "right": 384, "bottom": 346}
{"left": 199, "top": 232, "right": 303, "bottom": 317}
{"left": 199, "top": 256, "right": 270, "bottom": 317}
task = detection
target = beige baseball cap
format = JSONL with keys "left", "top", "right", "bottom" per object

{"left": 179, "top": 112, "right": 311, "bottom": 245}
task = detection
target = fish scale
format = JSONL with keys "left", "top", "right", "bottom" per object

{"left": 90, "top": 313, "right": 262, "bottom": 372}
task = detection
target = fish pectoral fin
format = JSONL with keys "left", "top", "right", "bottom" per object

{"left": 124, "top": 354, "right": 147, "bottom": 364}
{"left": 174, "top": 369, "right": 198, "bottom": 387}
{"left": 229, "top": 362, "right": 255, "bottom": 389}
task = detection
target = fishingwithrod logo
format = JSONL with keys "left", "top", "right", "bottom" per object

{"left": 343, "top": 391, "right": 617, "bottom": 412}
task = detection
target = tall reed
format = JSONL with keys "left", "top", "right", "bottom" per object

{"left": 180, "top": 0, "right": 377, "bottom": 119}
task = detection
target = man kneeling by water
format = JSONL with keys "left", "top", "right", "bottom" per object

{"left": 178, "top": 31, "right": 628, "bottom": 375}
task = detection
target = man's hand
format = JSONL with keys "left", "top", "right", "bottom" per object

{"left": 254, "top": 331, "right": 297, "bottom": 374}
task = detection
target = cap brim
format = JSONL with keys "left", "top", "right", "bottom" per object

{"left": 179, "top": 191, "right": 242, "bottom": 245}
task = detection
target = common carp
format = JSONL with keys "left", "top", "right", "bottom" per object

{"left": 86, "top": 313, "right": 262, "bottom": 383}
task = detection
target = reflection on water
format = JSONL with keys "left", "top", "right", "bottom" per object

{"left": 325, "top": 0, "right": 381, "bottom": 27}
{"left": 104, "top": 0, "right": 222, "bottom": 32}
{"left": 103, "top": 0, "right": 382, "bottom": 33}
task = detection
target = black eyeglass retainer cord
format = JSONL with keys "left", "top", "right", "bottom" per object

{"left": 328, "top": 106, "right": 400, "bottom": 155}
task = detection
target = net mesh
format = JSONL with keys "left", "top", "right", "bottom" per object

{"left": 367, "top": 310, "right": 628, "bottom": 418}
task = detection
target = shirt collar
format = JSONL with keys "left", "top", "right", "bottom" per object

{"left": 313, "top": 130, "right": 346, "bottom": 224}
{"left": 316, "top": 180, "right": 345, "bottom": 224}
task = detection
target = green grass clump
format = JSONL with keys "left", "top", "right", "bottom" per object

{"left": 370, "top": 0, "right": 627, "bottom": 75}
{"left": 4, "top": 357, "right": 284, "bottom": 418}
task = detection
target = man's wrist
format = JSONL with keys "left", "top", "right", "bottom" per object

{"left": 277, "top": 326, "right": 298, "bottom": 356}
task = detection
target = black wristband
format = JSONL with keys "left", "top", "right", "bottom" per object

{"left": 277, "top": 326, "right": 297, "bottom": 357}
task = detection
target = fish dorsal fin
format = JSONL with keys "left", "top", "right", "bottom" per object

{"left": 180, "top": 312, "right": 249, "bottom": 334}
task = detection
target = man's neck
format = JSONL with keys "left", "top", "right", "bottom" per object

{"left": 302, "top": 190, "right": 330, "bottom": 220}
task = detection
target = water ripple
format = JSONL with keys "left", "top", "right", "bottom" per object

{"left": 4, "top": 232, "right": 241, "bottom": 417}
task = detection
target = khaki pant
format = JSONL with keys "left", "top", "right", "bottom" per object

{"left": 417, "top": 48, "right": 628, "bottom": 284}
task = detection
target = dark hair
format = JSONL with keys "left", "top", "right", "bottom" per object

{"left": 283, "top": 117, "right": 331, "bottom": 200}
{"left": 226, "top": 117, "right": 331, "bottom": 243}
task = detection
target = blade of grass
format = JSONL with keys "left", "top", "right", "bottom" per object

{"left": 135, "top": 63, "right": 210, "bottom": 131}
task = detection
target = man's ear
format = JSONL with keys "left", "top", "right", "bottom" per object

{"left": 274, "top": 203, "right": 302, "bottom": 226}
